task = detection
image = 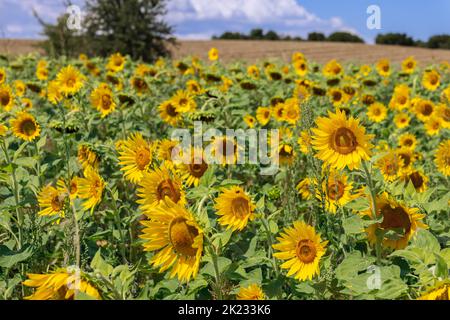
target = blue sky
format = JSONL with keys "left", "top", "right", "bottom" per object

{"left": 0, "top": 0, "right": 449, "bottom": 43}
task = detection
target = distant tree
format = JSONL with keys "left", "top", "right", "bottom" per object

{"left": 307, "top": 32, "right": 326, "bottom": 41}
{"left": 327, "top": 32, "right": 364, "bottom": 43}
{"left": 375, "top": 33, "right": 415, "bottom": 46}
{"left": 427, "top": 34, "right": 450, "bottom": 49}
{"left": 250, "top": 29, "right": 264, "bottom": 40}
{"left": 264, "top": 30, "right": 280, "bottom": 40}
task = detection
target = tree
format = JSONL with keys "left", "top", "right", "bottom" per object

{"left": 264, "top": 30, "right": 280, "bottom": 40}
{"left": 327, "top": 32, "right": 364, "bottom": 43}
{"left": 307, "top": 32, "right": 326, "bottom": 41}
{"left": 249, "top": 29, "right": 264, "bottom": 40}
{"left": 375, "top": 33, "right": 415, "bottom": 46}
{"left": 83, "top": 0, "right": 175, "bottom": 61}
{"left": 427, "top": 35, "right": 450, "bottom": 49}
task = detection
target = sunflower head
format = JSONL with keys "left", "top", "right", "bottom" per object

{"left": 394, "top": 112, "right": 410, "bottom": 129}
{"left": 256, "top": 107, "right": 271, "bottom": 126}
{"left": 418, "top": 280, "right": 450, "bottom": 300}
{"left": 177, "top": 147, "right": 209, "bottom": 187}
{"left": 0, "top": 123, "right": 8, "bottom": 137}
{"left": 107, "top": 53, "right": 126, "bottom": 72}
{"left": 435, "top": 139, "right": 450, "bottom": 176}
{"left": 78, "top": 144, "right": 100, "bottom": 170}
{"left": 323, "top": 59, "right": 343, "bottom": 77}
{"left": 317, "top": 170, "right": 354, "bottom": 214}
{"left": 273, "top": 221, "right": 328, "bottom": 281}
{"left": 422, "top": 69, "right": 440, "bottom": 91}
{"left": 376, "top": 150, "right": 404, "bottom": 182}
{"left": 37, "top": 185, "right": 67, "bottom": 218}
{"left": 90, "top": 84, "right": 116, "bottom": 118}
{"left": 10, "top": 112, "right": 40, "bottom": 141}
{"left": 0, "top": 84, "right": 14, "bottom": 111}
{"left": 118, "top": 133, "right": 154, "bottom": 183}
{"left": 208, "top": 47, "right": 219, "bottom": 61}
{"left": 243, "top": 114, "right": 256, "bottom": 128}
{"left": 214, "top": 186, "right": 256, "bottom": 232}
{"left": 398, "top": 133, "right": 417, "bottom": 150}
{"left": 77, "top": 166, "right": 105, "bottom": 211}
{"left": 402, "top": 56, "right": 417, "bottom": 74}
{"left": 236, "top": 284, "right": 266, "bottom": 300}
{"left": 171, "top": 90, "right": 197, "bottom": 113}
{"left": 56, "top": 65, "right": 86, "bottom": 96}
{"left": 367, "top": 102, "right": 387, "bottom": 122}
{"left": 376, "top": 59, "right": 391, "bottom": 77}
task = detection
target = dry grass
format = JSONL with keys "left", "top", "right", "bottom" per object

{"left": 1, "top": 39, "right": 449, "bottom": 65}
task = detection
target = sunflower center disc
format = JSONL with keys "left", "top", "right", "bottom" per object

{"left": 327, "top": 182, "right": 345, "bottom": 200}
{"left": 189, "top": 159, "right": 208, "bottom": 178}
{"left": 135, "top": 148, "right": 150, "bottom": 170}
{"left": 102, "top": 95, "right": 112, "bottom": 109}
{"left": 332, "top": 127, "right": 357, "bottom": 154}
{"left": 409, "top": 172, "right": 424, "bottom": 189}
{"left": 0, "top": 92, "right": 10, "bottom": 106}
{"left": 157, "top": 179, "right": 181, "bottom": 203}
{"left": 51, "top": 195, "right": 64, "bottom": 211}
{"left": 169, "top": 217, "right": 198, "bottom": 257}
{"left": 231, "top": 197, "right": 249, "bottom": 218}
{"left": 379, "top": 204, "right": 412, "bottom": 234}
{"left": 21, "top": 119, "right": 37, "bottom": 136}
{"left": 166, "top": 104, "right": 178, "bottom": 117}
{"left": 296, "top": 239, "right": 317, "bottom": 263}
{"left": 422, "top": 103, "right": 433, "bottom": 116}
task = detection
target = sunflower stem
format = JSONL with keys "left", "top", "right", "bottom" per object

{"left": 260, "top": 216, "right": 280, "bottom": 277}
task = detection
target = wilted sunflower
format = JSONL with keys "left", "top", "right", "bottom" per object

{"left": 23, "top": 268, "right": 101, "bottom": 300}
{"left": 90, "top": 84, "right": 116, "bottom": 118}
{"left": 273, "top": 221, "right": 328, "bottom": 281}
{"left": 282, "top": 98, "right": 301, "bottom": 125}
{"left": 394, "top": 112, "right": 410, "bottom": 129}
{"left": 435, "top": 139, "right": 450, "bottom": 176}
{"left": 236, "top": 284, "right": 266, "bottom": 300}
{"left": 367, "top": 102, "right": 387, "bottom": 122}
{"left": 77, "top": 167, "right": 104, "bottom": 211}
{"left": 140, "top": 198, "right": 203, "bottom": 282}
{"left": 323, "top": 59, "right": 343, "bottom": 77}
{"left": 362, "top": 192, "right": 427, "bottom": 250}
{"left": 317, "top": 170, "right": 354, "bottom": 214}
{"left": 401, "top": 170, "right": 429, "bottom": 193}
{"left": 208, "top": 47, "right": 219, "bottom": 61}
{"left": 159, "top": 100, "right": 183, "bottom": 126}
{"left": 0, "top": 84, "right": 14, "bottom": 111}
{"left": 137, "top": 164, "right": 185, "bottom": 212}
{"left": 171, "top": 90, "right": 197, "bottom": 113}
{"left": 422, "top": 69, "right": 440, "bottom": 91}
{"left": 118, "top": 133, "right": 153, "bottom": 183}
{"left": 78, "top": 144, "right": 100, "bottom": 170}
{"left": 418, "top": 281, "right": 450, "bottom": 300}
{"left": 376, "top": 150, "right": 404, "bottom": 182}
{"left": 398, "top": 133, "right": 417, "bottom": 150}
{"left": 37, "top": 185, "right": 66, "bottom": 218}
{"left": 311, "top": 109, "right": 373, "bottom": 170}
{"left": 376, "top": 59, "right": 391, "bottom": 77}
{"left": 244, "top": 114, "right": 256, "bottom": 128}
{"left": 401, "top": 56, "right": 417, "bottom": 74}
{"left": 10, "top": 112, "right": 40, "bottom": 141}
{"left": 277, "top": 143, "right": 295, "bottom": 166}
{"left": 296, "top": 177, "right": 314, "bottom": 200}
{"left": 56, "top": 65, "right": 86, "bottom": 96}
{"left": 107, "top": 52, "right": 126, "bottom": 73}
{"left": 256, "top": 107, "right": 271, "bottom": 126}
{"left": 214, "top": 186, "right": 255, "bottom": 232}
{"left": 177, "top": 147, "right": 209, "bottom": 187}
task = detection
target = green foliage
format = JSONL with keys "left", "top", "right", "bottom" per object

{"left": 375, "top": 33, "right": 416, "bottom": 46}
{"left": 327, "top": 32, "right": 364, "bottom": 43}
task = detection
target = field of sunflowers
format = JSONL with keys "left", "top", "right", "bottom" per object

{"left": 0, "top": 48, "right": 449, "bottom": 301}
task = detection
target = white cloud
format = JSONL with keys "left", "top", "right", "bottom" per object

{"left": 166, "top": 0, "right": 360, "bottom": 39}
{"left": 5, "top": 24, "right": 24, "bottom": 34}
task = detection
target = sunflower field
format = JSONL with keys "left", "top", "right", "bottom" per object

{"left": 0, "top": 49, "right": 449, "bottom": 301}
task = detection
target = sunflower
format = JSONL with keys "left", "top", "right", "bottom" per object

{"left": 367, "top": 102, "right": 387, "bottom": 122}
{"left": 244, "top": 114, "right": 256, "bottom": 128}
{"left": 209, "top": 136, "right": 239, "bottom": 165}
{"left": 424, "top": 117, "right": 442, "bottom": 136}
{"left": 36, "top": 66, "right": 49, "bottom": 81}
{"left": 14, "top": 80, "right": 26, "bottom": 97}
{"left": 57, "top": 176, "right": 79, "bottom": 200}
{"left": 118, "top": 133, "right": 154, "bottom": 183}
{"left": 47, "top": 80, "right": 63, "bottom": 105}
{"left": 78, "top": 144, "right": 100, "bottom": 170}
{"left": 177, "top": 147, "right": 209, "bottom": 187}
{"left": 0, "top": 84, "right": 14, "bottom": 111}
{"left": 375, "top": 150, "right": 404, "bottom": 182}
{"left": 56, "top": 65, "right": 86, "bottom": 96}
{"left": 236, "top": 284, "right": 266, "bottom": 300}
{"left": 21, "top": 98, "right": 33, "bottom": 110}
{"left": 208, "top": 47, "right": 219, "bottom": 61}
{"left": 362, "top": 192, "right": 427, "bottom": 250}
{"left": 317, "top": 170, "right": 354, "bottom": 214}
{"left": 273, "top": 221, "right": 327, "bottom": 281}
{"left": 418, "top": 281, "right": 450, "bottom": 300}
{"left": 140, "top": 198, "right": 203, "bottom": 282}
{"left": 376, "top": 59, "right": 391, "bottom": 77}
{"left": 396, "top": 148, "right": 416, "bottom": 174}
{"left": 135, "top": 63, "right": 157, "bottom": 77}
{"left": 90, "top": 84, "right": 116, "bottom": 118}
{"left": 414, "top": 99, "right": 435, "bottom": 122}
{"left": 77, "top": 166, "right": 105, "bottom": 211}
{"left": 131, "top": 76, "right": 149, "bottom": 95}
{"left": 256, "top": 107, "right": 271, "bottom": 126}
{"left": 0, "top": 68, "right": 6, "bottom": 84}
{"left": 311, "top": 109, "right": 373, "bottom": 170}
{"left": 323, "top": 59, "right": 343, "bottom": 77}
{"left": 394, "top": 112, "right": 410, "bottom": 129}
{"left": 328, "top": 88, "right": 347, "bottom": 107}
{"left": 157, "top": 139, "right": 181, "bottom": 165}
{"left": 389, "top": 85, "right": 410, "bottom": 111}
{"left": 435, "top": 139, "right": 450, "bottom": 176}
{"left": 159, "top": 100, "right": 183, "bottom": 126}
{"left": 401, "top": 170, "right": 429, "bottom": 193}
{"left": 401, "top": 56, "right": 417, "bottom": 74}
{"left": 281, "top": 98, "right": 300, "bottom": 125}
{"left": 436, "top": 104, "right": 450, "bottom": 129}
{"left": 296, "top": 177, "right": 314, "bottom": 200}
{"left": 272, "top": 103, "right": 285, "bottom": 122}
{"left": 23, "top": 268, "right": 101, "bottom": 300}
{"left": 247, "top": 65, "right": 260, "bottom": 79}
{"left": 422, "top": 69, "right": 440, "bottom": 91}
{"left": 278, "top": 143, "right": 295, "bottom": 166}
{"left": 137, "top": 164, "right": 185, "bottom": 212}
{"left": 10, "top": 112, "right": 40, "bottom": 142}
{"left": 297, "top": 130, "right": 312, "bottom": 154}
{"left": 171, "top": 90, "right": 197, "bottom": 113}
{"left": 37, "top": 185, "right": 66, "bottom": 218}
{"left": 398, "top": 133, "right": 417, "bottom": 150}
{"left": 0, "top": 123, "right": 7, "bottom": 137}
{"left": 214, "top": 186, "right": 255, "bottom": 232}
{"left": 186, "top": 80, "right": 204, "bottom": 95}
{"left": 293, "top": 59, "right": 308, "bottom": 77}
{"left": 107, "top": 53, "right": 126, "bottom": 73}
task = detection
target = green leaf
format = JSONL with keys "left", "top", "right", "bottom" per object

{"left": 0, "top": 245, "right": 33, "bottom": 268}
{"left": 410, "top": 230, "right": 441, "bottom": 254}
{"left": 342, "top": 215, "right": 365, "bottom": 235}
{"left": 434, "top": 253, "right": 448, "bottom": 279}
{"left": 90, "top": 249, "right": 114, "bottom": 277}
